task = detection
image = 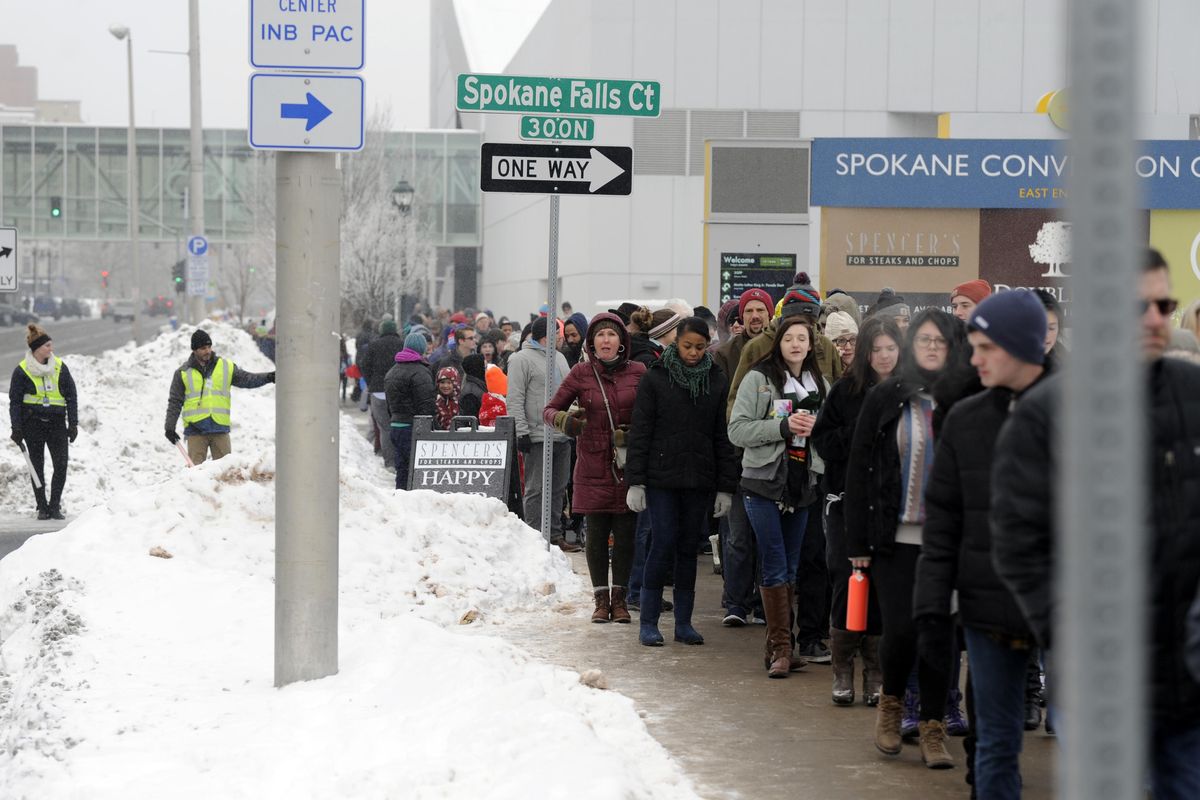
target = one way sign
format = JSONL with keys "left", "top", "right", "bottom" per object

{"left": 479, "top": 143, "right": 632, "bottom": 196}
{"left": 0, "top": 227, "right": 15, "bottom": 294}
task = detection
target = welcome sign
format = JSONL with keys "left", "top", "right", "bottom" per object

{"left": 811, "top": 138, "right": 1200, "bottom": 210}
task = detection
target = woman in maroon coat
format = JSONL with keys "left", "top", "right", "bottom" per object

{"left": 544, "top": 312, "right": 647, "bottom": 624}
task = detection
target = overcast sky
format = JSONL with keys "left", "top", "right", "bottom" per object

{"left": 0, "top": 0, "right": 433, "bottom": 130}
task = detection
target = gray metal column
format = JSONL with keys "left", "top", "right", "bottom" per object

{"left": 1063, "top": 0, "right": 1145, "bottom": 796}
{"left": 274, "top": 151, "right": 342, "bottom": 686}
{"left": 541, "top": 194, "right": 560, "bottom": 549}
{"left": 187, "top": 0, "right": 206, "bottom": 325}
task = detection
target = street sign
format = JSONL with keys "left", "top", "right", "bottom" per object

{"left": 249, "top": 73, "right": 364, "bottom": 151}
{"left": 0, "top": 228, "right": 16, "bottom": 293}
{"left": 187, "top": 235, "right": 208, "bottom": 257}
{"left": 519, "top": 115, "right": 594, "bottom": 142}
{"left": 480, "top": 143, "right": 632, "bottom": 196}
{"left": 457, "top": 74, "right": 661, "bottom": 117}
{"left": 249, "top": 0, "right": 364, "bottom": 70}
{"left": 187, "top": 253, "right": 209, "bottom": 298}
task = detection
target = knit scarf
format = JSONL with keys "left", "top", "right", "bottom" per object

{"left": 24, "top": 352, "right": 54, "bottom": 377}
{"left": 661, "top": 343, "right": 712, "bottom": 403}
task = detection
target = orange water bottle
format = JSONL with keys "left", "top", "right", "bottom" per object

{"left": 846, "top": 569, "right": 869, "bottom": 632}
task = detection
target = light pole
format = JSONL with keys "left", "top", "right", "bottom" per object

{"left": 390, "top": 180, "right": 414, "bottom": 321}
{"left": 110, "top": 23, "right": 141, "bottom": 344}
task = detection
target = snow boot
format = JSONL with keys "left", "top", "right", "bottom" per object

{"left": 672, "top": 589, "right": 704, "bottom": 645}
{"left": 860, "top": 634, "right": 883, "bottom": 706}
{"left": 591, "top": 588, "right": 611, "bottom": 624}
{"left": 830, "top": 628, "right": 859, "bottom": 706}
{"left": 759, "top": 585, "right": 792, "bottom": 678}
{"left": 874, "top": 694, "right": 904, "bottom": 755}
{"left": 639, "top": 588, "right": 665, "bottom": 646}
{"left": 610, "top": 586, "right": 631, "bottom": 623}
{"left": 919, "top": 719, "right": 956, "bottom": 769}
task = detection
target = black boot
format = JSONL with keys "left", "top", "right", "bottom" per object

{"left": 672, "top": 589, "right": 703, "bottom": 645}
{"left": 1024, "top": 652, "right": 1043, "bottom": 731}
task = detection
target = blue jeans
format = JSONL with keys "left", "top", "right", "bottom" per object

{"left": 628, "top": 510, "right": 652, "bottom": 599}
{"left": 742, "top": 493, "right": 808, "bottom": 588}
{"left": 643, "top": 488, "right": 711, "bottom": 593}
{"left": 964, "top": 627, "right": 1029, "bottom": 800}
{"left": 1151, "top": 719, "right": 1200, "bottom": 799}
{"left": 388, "top": 426, "right": 412, "bottom": 490}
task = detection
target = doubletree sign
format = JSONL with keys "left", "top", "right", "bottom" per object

{"left": 457, "top": 73, "right": 661, "bottom": 117}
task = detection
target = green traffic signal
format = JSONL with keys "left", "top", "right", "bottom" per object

{"left": 49, "top": 195, "right": 62, "bottom": 218}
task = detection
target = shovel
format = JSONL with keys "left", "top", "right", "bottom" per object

{"left": 174, "top": 440, "right": 195, "bottom": 468}
{"left": 15, "top": 441, "right": 42, "bottom": 489}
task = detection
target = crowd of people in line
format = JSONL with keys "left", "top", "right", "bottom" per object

{"left": 342, "top": 255, "right": 1200, "bottom": 799}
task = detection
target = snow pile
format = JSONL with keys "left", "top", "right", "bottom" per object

{"left": 0, "top": 324, "right": 699, "bottom": 799}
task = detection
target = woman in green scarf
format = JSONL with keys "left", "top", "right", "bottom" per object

{"left": 624, "top": 317, "right": 739, "bottom": 647}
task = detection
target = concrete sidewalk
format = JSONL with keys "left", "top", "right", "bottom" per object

{"left": 506, "top": 552, "right": 1056, "bottom": 800}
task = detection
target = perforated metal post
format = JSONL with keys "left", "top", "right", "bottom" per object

{"left": 540, "top": 194, "right": 561, "bottom": 550}
{"left": 1062, "top": 0, "right": 1145, "bottom": 796}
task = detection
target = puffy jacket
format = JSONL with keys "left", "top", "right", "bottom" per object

{"left": 629, "top": 333, "right": 661, "bottom": 367}
{"left": 544, "top": 313, "right": 646, "bottom": 514}
{"left": 459, "top": 374, "right": 487, "bottom": 420}
{"left": 842, "top": 375, "right": 925, "bottom": 558}
{"left": 992, "top": 360, "right": 1200, "bottom": 724}
{"left": 810, "top": 376, "right": 871, "bottom": 495}
{"left": 625, "top": 358, "right": 738, "bottom": 493}
{"left": 361, "top": 332, "right": 404, "bottom": 393}
{"left": 913, "top": 380, "right": 1046, "bottom": 638}
{"left": 506, "top": 339, "right": 569, "bottom": 443}
{"left": 383, "top": 354, "right": 435, "bottom": 425}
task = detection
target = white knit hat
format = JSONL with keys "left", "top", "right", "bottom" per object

{"left": 824, "top": 311, "right": 859, "bottom": 341}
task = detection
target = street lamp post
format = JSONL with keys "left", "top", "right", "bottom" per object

{"left": 390, "top": 180, "right": 415, "bottom": 321}
{"left": 110, "top": 24, "right": 141, "bottom": 345}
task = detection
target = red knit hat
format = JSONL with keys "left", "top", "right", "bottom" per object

{"left": 738, "top": 288, "right": 773, "bottom": 320}
{"left": 951, "top": 279, "right": 992, "bottom": 305}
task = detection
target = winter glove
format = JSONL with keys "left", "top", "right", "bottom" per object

{"left": 552, "top": 410, "right": 586, "bottom": 438}
{"left": 915, "top": 614, "right": 954, "bottom": 669}
{"left": 517, "top": 434, "right": 533, "bottom": 453}
{"left": 10, "top": 430, "right": 22, "bottom": 447}
{"left": 626, "top": 485, "right": 647, "bottom": 513}
{"left": 266, "top": 371, "right": 276, "bottom": 383}
{"left": 713, "top": 492, "right": 733, "bottom": 518}
{"left": 165, "top": 429, "right": 181, "bottom": 445}
{"left": 67, "top": 426, "right": 78, "bottom": 443}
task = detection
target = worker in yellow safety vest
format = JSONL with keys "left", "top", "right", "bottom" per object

{"left": 164, "top": 329, "right": 275, "bottom": 464}
{"left": 8, "top": 323, "right": 78, "bottom": 520}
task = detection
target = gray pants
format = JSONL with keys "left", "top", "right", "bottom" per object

{"left": 523, "top": 439, "right": 571, "bottom": 541}
{"left": 369, "top": 395, "right": 395, "bottom": 468}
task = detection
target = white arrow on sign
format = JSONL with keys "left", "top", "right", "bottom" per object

{"left": 490, "top": 147, "right": 625, "bottom": 193}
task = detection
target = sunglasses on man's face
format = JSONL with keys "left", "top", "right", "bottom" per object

{"left": 1140, "top": 298, "right": 1178, "bottom": 316}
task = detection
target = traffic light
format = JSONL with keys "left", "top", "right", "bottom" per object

{"left": 49, "top": 196, "right": 62, "bottom": 218}
{"left": 172, "top": 259, "right": 186, "bottom": 293}
{"left": 100, "top": 270, "right": 109, "bottom": 289}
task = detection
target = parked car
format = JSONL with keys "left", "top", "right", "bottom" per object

{"left": 0, "top": 302, "right": 39, "bottom": 327}
{"left": 111, "top": 300, "right": 137, "bottom": 323}
{"left": 33, "top": 296, "right": 61, "bottom": 320}
{"left": 58, "top": 298, "right": 85, "bottom": 318}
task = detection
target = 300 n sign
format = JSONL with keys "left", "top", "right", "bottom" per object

{"left": 519, "top": 115, "right": 594, "bottom": 142}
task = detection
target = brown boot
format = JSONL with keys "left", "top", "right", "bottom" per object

{"left": 591, "top": 588, "right": 611, "bottom": 623}
{"left": 874, "top": 694, "right": 904, "bottom": 755}
{"left": 830, "top": 628, "right": 860, "bottom": 706}
{"left": 860, "top": 634, "right": 883, "bottom": 706}
{"left": 784, "top": 585, "right": 807, "bottom": 672}
{"left": 759, "top": 585, "right": 792, "bottom": 678}
{"left": 918, "top": 719, "right": 955, "bottom": 769}
{"left": 610, "top": 586, "right": 631, "bottom": 623}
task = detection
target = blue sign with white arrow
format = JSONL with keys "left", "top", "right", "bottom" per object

{"left": 248, "top": 73, "right": 364, "bottom": 152}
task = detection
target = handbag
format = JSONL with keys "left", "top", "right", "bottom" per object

{"left": 590, "top": 363, "right": 628, "bottom": 472}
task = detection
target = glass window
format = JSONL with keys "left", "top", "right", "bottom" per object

{"left": 67, "top": 127, "right": 97, "bottom": 236}
{"left": 2, "top": 126, "right": 32, "bottom": 230}
{"left": 97, "top": 127, "right": 129, "bottom": 238}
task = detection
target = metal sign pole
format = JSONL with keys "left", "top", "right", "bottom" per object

{"left": 274, "top": 151, "right": 341, "bottom": 686}
{"left": 1063, "top": 0, "right": 1145, "bottom": 796}
{"left": 541, "top": 194, "right": 560, "bottom": 550}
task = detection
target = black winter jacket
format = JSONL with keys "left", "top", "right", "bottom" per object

{"left": 625, "top": 359, "right": 738, "bottom": 494}
{"left": 384, "top": 358, "right": 436, "bottom": 425}
{"left": 458, "top": 374, "right": 487, "bottom": 419}
{"left": 811, "top": 377, "right": 871, "bottom": 495}
{"left": 992, "top": 360, "right": 1200, "bottom": 723}
{"left": 843, "top": 375, "right": 926, "bottom": 558}
{"left": 361, "top": 333, "right": 404, "bottom": 393}
{"left": 914, "top": 379, "right": 1048, "bottom": 638}
{"left": 8, "top": 358, "right": 79, "bottom": 432}
{"left": 629, "top": 333, "right": 661, "bottom": 367}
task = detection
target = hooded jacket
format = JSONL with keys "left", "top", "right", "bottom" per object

{"left": 384, "top": 350, "right": 435, "bottom": 425}
{"left": 563, "top": 312, "right": 589, "bottom": 368}
{"left": 543, "top": 312, "right": 646, "bottom": 514}
{"left": 362, "top": 332, "right": 405, "bottom": 393}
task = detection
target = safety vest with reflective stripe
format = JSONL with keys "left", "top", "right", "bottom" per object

{"left": 180, "top": 357, "right": 233, "bottom": 427}
{"left": 19, "top": 356, "right": 65, "bottom": 409}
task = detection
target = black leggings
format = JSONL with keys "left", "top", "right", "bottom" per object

{"left": 23, "top": 415, "right": 69, "bottom": 511}
{"left": 585, "top": 512, "right": 636, "bottom": 590}
{"left": 873, "top": 543, "right": 952, "bottom": 721}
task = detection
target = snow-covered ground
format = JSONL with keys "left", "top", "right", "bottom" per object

{"left": 0, "top": 323, "right": 699, "bottom": 799}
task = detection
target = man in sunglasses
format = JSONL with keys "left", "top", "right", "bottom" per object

{"left": 991, "top": 248, "right": 1200, "bottom": 798}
